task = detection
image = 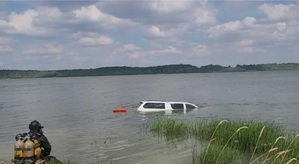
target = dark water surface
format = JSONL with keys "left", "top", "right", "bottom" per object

{"left": 1, "top": 71, "right": 299, "bottom": 163}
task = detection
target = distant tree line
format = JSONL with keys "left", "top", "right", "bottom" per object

{"left": 1, "top": 63, "right": 299, "bottom": 79}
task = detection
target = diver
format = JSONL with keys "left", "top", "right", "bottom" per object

{"left": 28, "top": 120, "right": 52, "bottom": 158}
{"left": 13, "top": 120, "right": 62, "bottom": 164}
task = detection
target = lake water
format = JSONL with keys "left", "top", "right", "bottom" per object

{"left": 1, "top": 71, "right": 299, "bottom": 163}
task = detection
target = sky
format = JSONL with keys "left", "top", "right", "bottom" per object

{"left": 0, "top": 0, "right": 298, "bottom": 70}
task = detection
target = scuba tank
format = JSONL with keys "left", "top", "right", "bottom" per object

{"left": 14, "top": 134, "right": 25, "bottom": 158}
{"left": 33, "top": 139, "right": 42, "bottom": 159}
{"left": 12, "top": 134, "right": 43, "bottom": 164}
{"left": 24, "top": 137, "right": 35, "bottom": 157}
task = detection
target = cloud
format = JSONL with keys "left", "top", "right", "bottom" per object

{"left": 271, "top": 22, "right": 287, "bottom": 38}
{"left": 0, "top": 37, "right": 13, "bottom": 53}
{"left": 7, "top": 10, "right": 38, "bottom": 33}
{"left": 236, "top": 39, "right": 263, "bottom": 54}
{"left": 0, "top": 20, "right": 11, "bottom": 31}
{"left": 237, "top": 40, "right": 253, "bottom": 47}
{"left": 112, "top": 44, "right": 180, "bottom": 61}
{"left": 0, "top": 5, "right": 136, "bottom": 37}
{"left": 73, "top": 5, "right": 135, "bottom": 27}
{"left": 149, "top": 1, "right": 190, "bottom": 13}
{"left": 207, "top": 21, "right": 242, "bottom": 37}
{"left": 147, "top": 26, "right": 173, "bottom": 38}
{"left": 207, "top": 14, "right": 297, "bottom": 41}
{"left": 242, "top": 17, "right": 256, "bottom": 27}
{"left": 37, "top": 7, "right": 62, "bottom": 19}
{"left": 100, "top": 1, "right": 216, "bottom": 26}
{"left": 256, "top": 3, "right": 299, "bottom": 40}
{"left": 23, "top": 43, "right": 62, "bottom": 55}
{"left": 79, "top": 35, "right": 113, "bottom": 46}
{"left": 5, "top": 9, "right": 46, "bottom": 35}
{"left": 41, "top": 1, "right": 99, "bottom": 11}
{"left": 112, "top": 44, "right": 147, "bottom": 60}
{"left": 0, "top": 8, "right": 59, "bottom": 35}
{"left": 1, "top": 1, "right": 299, "bottom": 69}
{"left": 0, "top": 37, "right": 11, "bottom": 45}
{"left": 73, "top": 5, "right": 103, "bottom": 21}
{"left": 33, "top": 7, "right": 63, "bottom": 26}
{"left": 191, "top": 44, "right": 208, "bottom": 54}
{"left": 149, "top": 46, "right": 180, "bottom": 55}
{"left": 259, "top": 3, "right": 296, "bottom": 20}
{"left": 193, "top": 7, "right": 216, "bottom": 25}
{"left": 207, "top": 17, "right": 254, "bottom": 37}
{"left": 207, "top": 2, "right": 299, "bottom": 41}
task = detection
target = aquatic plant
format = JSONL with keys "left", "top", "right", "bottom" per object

{"left": 149, "top": 117, "right": 299, "bottom": 164}
{"left": 150, "top": 117, "right": 188, "bottom": 141}
{"left": 196, "top": 143, "right": 241, "bottom": 164}
{"left": 190, "top": 119, "right": 283, "bottom": 153}
{"left": 201, "top": 119, "right": 229, "bottom": 164}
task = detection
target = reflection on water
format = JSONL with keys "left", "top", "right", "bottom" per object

{"left": 1, "top": 71, "right": 299, "bottom": 163}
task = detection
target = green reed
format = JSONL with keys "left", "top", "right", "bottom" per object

{"left": 150, "top": 117, "right": 189, "bottom": 141}
{"left": 260, "top": 133, "right": 299, "bottom": 164}
{"left": 190, "top": 119, "right": 283, "bottom": 153}
{"left": 42, "top": 118, "right": 299, "bottom": 164}
{"left": 196, "top": 143, "right": 242, "bottom": 164}
{"left": 149, "top": 117, "right": 299, "bottom": 164}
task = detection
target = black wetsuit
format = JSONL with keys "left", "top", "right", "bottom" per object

{"left": 29, "top": 130, "right": 52, "bottom": 158}
{"left": 29, "top": 131, "right": 62, "bottom": 164}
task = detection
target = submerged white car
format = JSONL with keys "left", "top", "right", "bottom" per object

{"left": 137, "top": 101, "right": 198, "bottom": 113}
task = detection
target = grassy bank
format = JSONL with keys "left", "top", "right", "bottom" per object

{"left": 149, "top": 117, "right": 299, "bottom": 164}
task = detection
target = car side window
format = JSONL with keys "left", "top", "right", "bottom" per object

{"left": 171, "top": 103, "right": 184, "bottom": 109}
{"left": 143, "top": 103, "right": 165, "bottom": 109}
{"left": 186, "top": 104, "right": 196, "bottom": 110}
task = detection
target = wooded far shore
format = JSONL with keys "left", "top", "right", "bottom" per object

{"left": 1, "top": 63, "right": 299, "bottom": 79}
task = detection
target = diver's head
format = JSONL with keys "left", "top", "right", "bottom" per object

{"left": 29, "top": 120, "right": 44, "bottom": 133}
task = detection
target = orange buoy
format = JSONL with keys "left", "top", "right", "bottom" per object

{"left": 113, "top": 107, "right": 127, "bottom": 113}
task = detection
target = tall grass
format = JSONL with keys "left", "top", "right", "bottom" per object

{"left": 197, "top": 143, "right": 242, "bottom": 164}
{"left": 149, "top": 117, "right": 299, "bottom": 164}
{"left": 190, "top": 119, "right": 283, "bottom": 153}
{"left": 150, "top": 117, "right": 189, "bottom": 141}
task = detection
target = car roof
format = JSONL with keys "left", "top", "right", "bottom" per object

{"left": 140, "top": 101, "right": 195, "bottom": 104}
